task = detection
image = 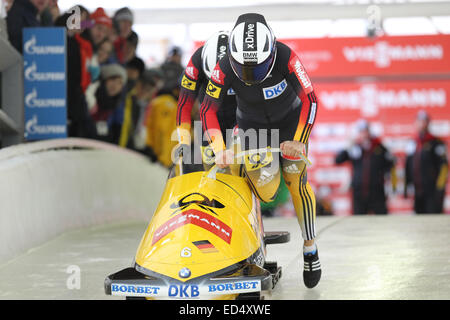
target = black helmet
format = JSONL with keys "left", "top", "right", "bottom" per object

{"left": 228, "top": 13, "right": 276, "bottom": 85}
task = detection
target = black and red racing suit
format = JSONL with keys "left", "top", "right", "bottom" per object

{"left": 176, "top": 46, "right": 237, "bottom": 147}
{"left": 199, "top": 41, "right": 319, "bottom": 241}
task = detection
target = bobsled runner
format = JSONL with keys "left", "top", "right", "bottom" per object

{"left": 105, "top": 153, "right": 290, "bottom": 300}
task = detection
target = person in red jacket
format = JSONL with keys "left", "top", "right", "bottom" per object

{"left": 81, "top": 7, "right": 112, "bottom": 52}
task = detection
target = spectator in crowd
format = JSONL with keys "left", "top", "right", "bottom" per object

{"left": 40, "top": 0, "right": 58, "bottom": 26}
{"left": 6, "top": 0, "right": 48, "bottom": 53}
{"left": 133, "top": 68, "right": 165, "bottom": 162}
{"left": 76, "top": 5, "right": 91, "bottom": 32}
{"left": 118, "top": 69, "right": 159, "bottom": 152}
{"left": 66, "top": 8, "right": 96, "bottom": 93}
{"left": 78, "top": 7, "right": 113, "bottom": 85}
{"left": 81, "top": 7, "right": 111, "bottom": 52}
{"left": 102, "top": 52, "right": 145, "bottom": 149}
{"left": 335, "top": 119, "right": 397, "bottom": 215}
{"left": 123, "top": 31, "right": 139, "bottom": 63}
{"left": 96, "top": 38, "right": 114, "bottom": 65}
{"left": 4, "top": 0, "right": 14, "bottom": 12}
{"left": 146, "top": 68, "right": 165, "bottom": 92}
{"left": 112, "top": 6, "right": 134, "bottom": 64}
{"left": 118, "top": 56, "right": 146, "bottom": 148}
{"left": 404, "top": 111, "right": 448, "bottom": 214}
{"left": 85, "top": 64, "right": 127, "bottom": 143}
{"left": 159, "top": 46, "right": 184, "bottom": 94}
{"left": 125, "top": 56, "right": 145, "bottom": 90}
{"left": 55, "top": 12, "right": 95, "bottom": 138}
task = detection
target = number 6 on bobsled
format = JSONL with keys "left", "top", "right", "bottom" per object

{"left": 104, "top": 158, "right": 290, "bottom": 300}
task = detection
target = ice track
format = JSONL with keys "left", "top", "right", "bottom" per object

{"left": 0, "top": 215, "right": 449, "bottom": 299}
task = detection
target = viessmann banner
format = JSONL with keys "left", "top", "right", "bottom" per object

{"left": 23, "top": 27, "right": 67, "bottom": 140}
{"left": 307, "top": 80, "right": 450, "bottom": 215}
{"left": 280, "top": 34, "right": 450, "bottom": 78}
{"left": 315, "top": 79, "right": 450, "bottom": 122}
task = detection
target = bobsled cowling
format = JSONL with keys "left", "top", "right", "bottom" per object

{"left": 105, "top": 162, "right": 289, "bottom": 299}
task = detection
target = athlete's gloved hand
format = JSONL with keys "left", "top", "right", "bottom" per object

{"left": 215, "top": 149, "right": 235, "bottom": 168}
{"left": 280, "top": 141, "right": 306, "bottom": 159}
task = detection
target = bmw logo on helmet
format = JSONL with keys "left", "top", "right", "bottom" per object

{"left": 179, "top": 267, "right": 191, "bottom": 278}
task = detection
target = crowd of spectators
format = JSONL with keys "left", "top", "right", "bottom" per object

{"left": 3, "top": 0, "right": 185, "bottom": 166}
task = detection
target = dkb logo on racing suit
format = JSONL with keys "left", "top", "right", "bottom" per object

{"left": 263, "top": 79, "right": 287, "bottom": 100}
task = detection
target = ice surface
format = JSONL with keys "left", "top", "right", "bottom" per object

{"left": 0, "top": 215, "right": 449, "bottom": 300}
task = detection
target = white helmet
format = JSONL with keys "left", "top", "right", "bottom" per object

{"left": 228, "top": 13, "right": 276, "bottom": 85}
{"left": 201, "top": 31, "right": 230, "bottom": 80}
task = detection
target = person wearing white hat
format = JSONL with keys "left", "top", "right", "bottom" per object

{"left": 85, "top": 63, "right": 127, "bottom": 141}
{"left": 112, "top": 7, "right": 135, "bottom": 63}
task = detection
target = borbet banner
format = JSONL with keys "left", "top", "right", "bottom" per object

{"left": 280, "top": 35, "right": 450, "bottom": 78}
{"left": 308, "top": 80, "right": 450, "bottom": 215}
{"left": 23, "top": 27, "right": 67, "bottom": 140}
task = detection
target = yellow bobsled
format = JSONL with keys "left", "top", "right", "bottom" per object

{"left": 105, "top": 162, "right": 290, "bottom": 300}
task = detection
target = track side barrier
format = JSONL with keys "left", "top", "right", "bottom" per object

{"left": 0, "top": 138, "right": 168, "bottom": 264}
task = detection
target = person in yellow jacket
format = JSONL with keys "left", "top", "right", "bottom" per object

{"left": 146, "top": 87, "right": 180, "bottom": 167}
{"left": 119, "top": 69, "right": 161, "bottom": 151}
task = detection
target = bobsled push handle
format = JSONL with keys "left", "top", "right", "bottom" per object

{"left": 207, "top": 164, "right": 220, "bottom": 180}
{"left": 206, "top": 147, "right": 312, "bottom": 180}
{"left": 235, "top": 147, "right": 312, "bottom": 166}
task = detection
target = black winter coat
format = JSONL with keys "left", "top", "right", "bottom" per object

{"left": 6, "top": 0, "right": 40, "bottom": 53}
{"left": 335, "top": 138, "right": 395, "bottom": 199}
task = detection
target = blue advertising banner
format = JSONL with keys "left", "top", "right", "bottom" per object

{"left": 23, "top": 27, "right": 67, "bottom": 140}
